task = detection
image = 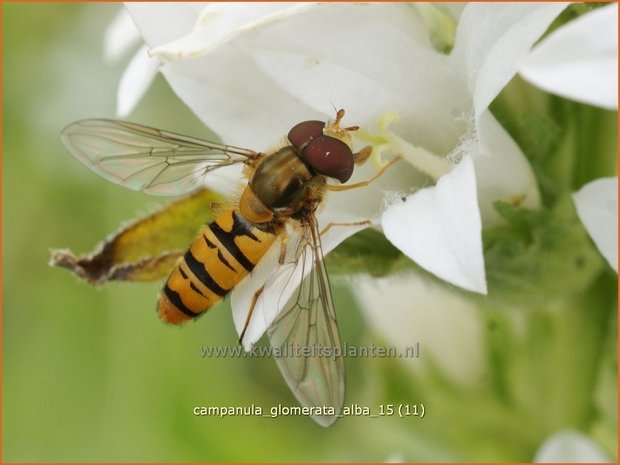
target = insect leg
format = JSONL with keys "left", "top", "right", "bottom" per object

{"left": 320, "top": 220, "right": 372, "bottom": 237}
{"left": 277, "top": 234, "right": 289, "bottom": 264}
{"left": 326, "top": 155, "right": 402, "bottom": 192}
{"left": 238, "top": 284, "right": 265, "bottom": 345}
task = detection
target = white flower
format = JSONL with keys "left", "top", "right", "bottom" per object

{"left": 118, "top": 3, "right": 570, "bottom": 345}
{"left": 104, "top": 7, "right": 159, "bottom": 117}
{"left": 534, "top": 430, "right": 612, "bottom": 463}
{"left": 519, "top": 3, "right": 618, "bottom": 110}
{"left": 105, "top": 4, "right": 207, "bottom": 117}
{"left": 103, "top": 7, "right": 141, "bottom": 63}
{"left": 353, "top": 272, "right": 485, "bottom": 386}
{"left": 573, "top": 178, "right": 618, "bottom": 272}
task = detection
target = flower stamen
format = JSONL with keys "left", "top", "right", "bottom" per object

{"left": 357, "top": 111, "right": 452, "bottom": 181}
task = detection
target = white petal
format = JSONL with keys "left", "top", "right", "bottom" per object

{"left": 116, "top": 45, "right": 160, "bottom": 117}
{"left": 534, "top": 430, "right": 612, "bottom": 462}
{"left": 259, "top": 243, "right": 313, "bottom": 336}
{"left": 231, "top": 237, "right": 283, "bottom": 350}
{"left": 447, "top": 4, "right": 558, "bottom": 224}
{"left": 232, "top": 240, "right": 311, "bottom": 351}
{"left": 451, "top": 3, "right": 568, "bottom": 117}
{"left": 382, "top": 156, "right": 487, "bottom": 294}
{"left": 473, "top": 110, "right": 541, "bottom": 225}
{"left": 573, "top": 177, "right": 618, "bottom": 272}
{"left": 520, "top": 4, "right": 618, "bottom": 110}
{"left": 249, "top": 3, "right": 467, "bottom": 155}
{"left": 354, "top": 273, "right": 484, "bottom": 386}
{"left": 150, "top": 3, "right": 317, "bottom": 62}
{"left": 125, "top": 2, "right": 206, "bottom": 47}
{"left": 103, "top": 7, "right": 140, "bottom": 63}
{"left": 439, "top": 2, "right": 466, "bottom": 22}
{"left": 159, "top": 48, "right": 319, "bottom": 148}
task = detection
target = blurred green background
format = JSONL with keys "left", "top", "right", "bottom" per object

{"left": 3, "top": 3, "right": 617, "bottom": 463}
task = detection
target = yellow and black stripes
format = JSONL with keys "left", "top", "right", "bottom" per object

{"left": 210, "top": 219, "right": 257, "bottom": 272}
{"left": 162, "top": 284, "right": 200, "bottom": 319}
{"left": 183, "top": 247, "right": 228, "bottom": 297}
{"left": 158, "top": 210, "right": 278, "bottom": 324}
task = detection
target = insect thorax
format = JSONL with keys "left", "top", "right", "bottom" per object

{"left": 247, "top": 146, "right": 322, "bottom": 220}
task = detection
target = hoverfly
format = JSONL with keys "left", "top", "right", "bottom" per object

{"left": 60, "top": 109, "right": 372, "bottom": 427}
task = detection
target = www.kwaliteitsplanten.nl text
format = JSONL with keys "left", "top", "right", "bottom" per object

{"left": 199, "top": 342, "right": 420, "bottom": 360}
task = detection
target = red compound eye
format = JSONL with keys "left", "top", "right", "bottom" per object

{"left": 301, "top": 135, "right": 354, "bottom": 183}
{"left": 287, "top": 120, "right": 325, "bottom": 149}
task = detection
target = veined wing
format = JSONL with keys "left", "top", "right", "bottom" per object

{"left": 267, "top": 216, "right": 345, "bottom": 427}
{"left": 61, "top": 119, "right": 260, "bottom": 196}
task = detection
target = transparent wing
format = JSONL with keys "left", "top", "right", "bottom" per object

{"left": 267, "top": 216, "right": 345, "bottom": 427}
{"left": 61, "top": 119, "right": 260, "bottom": 196}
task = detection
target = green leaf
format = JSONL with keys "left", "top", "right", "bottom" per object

{"left": 327, "top": 228, "right": 409, "bottom": 277}
{"left": 482, "top": 198, "right": 606, "bottom": 305}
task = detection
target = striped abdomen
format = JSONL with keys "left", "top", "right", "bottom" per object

{"left": 158, "top": 210, "right": 277, "bottom": 324}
